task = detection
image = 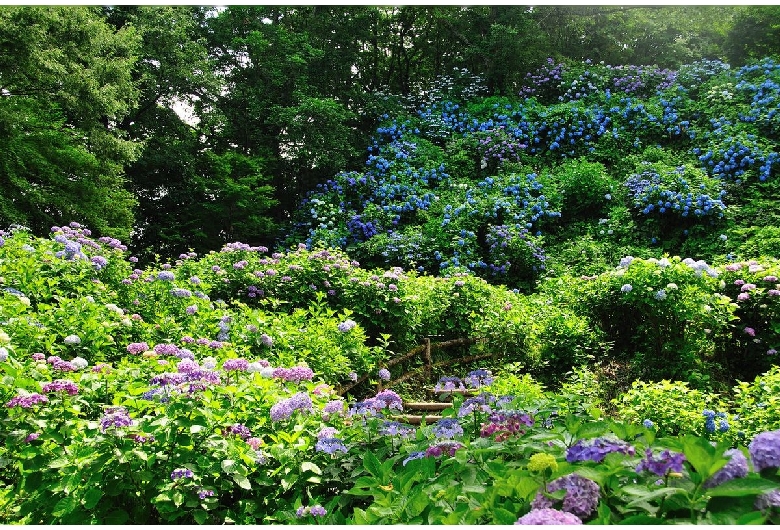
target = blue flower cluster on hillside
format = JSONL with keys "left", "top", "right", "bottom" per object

{"left": 285, "top": 57, "right": 780, "bottom": 289}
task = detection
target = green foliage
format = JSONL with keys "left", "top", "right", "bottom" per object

{"left": 613, "top": 379, "right": 731, "bottom": 438}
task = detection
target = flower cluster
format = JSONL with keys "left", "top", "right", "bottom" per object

{"left": 566, "top": 436, "right": 635, "bottom": 463}
{"left": 703, "top": 448, "right": 749, "bottom": 488}
{"left": 531, "top": 473, "right": 600, "bottom": 518}
{"left": 515, "top": 508, "right": 582, "bottom": 525}
{"left": 272, "top": 366, "right": 314, "bottom": 383}
{"left": 464, "top": 369, "right": 494, "bottom": 389}
{"left": 480, "top": 410, "right": 534, "bottom": 441}
{"left": 635, "top": 448, "right": 686, "bottom": 477}
{"left": 6, "top": 393, "right": 49, "bottom": 408}
{"left": 100, "top": 406, "right": 134, "bottom": 433}
{"left": 749, "top": 429, "right": 780, "bottom": 472}
{"left": 315, "top": 437, "right": 348, "bottom": 455}
{"left": 269, "top": 392, "right": 313, "bottom": 422}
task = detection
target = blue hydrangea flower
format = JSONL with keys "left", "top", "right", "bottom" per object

{"left": 431, "top": 418, "right": 464, "bottom": 439}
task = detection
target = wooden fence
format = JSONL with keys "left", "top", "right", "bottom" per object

{"left": 337, "top": 336, "right": 497, "bottom": 396}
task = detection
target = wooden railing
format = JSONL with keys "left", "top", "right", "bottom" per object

{"left": 338, "top": 336, "right": 497, "bottom": 396}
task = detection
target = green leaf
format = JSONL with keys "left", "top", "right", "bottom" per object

{"left": 193, "top": 509, "right": 209, "bottom": 524}
{"left": 233, "top": 474, "right": 252, "bottom": 490}
{"left": 48, "top": 457, "right": 70, "bottom": 469}
{"left": 735, "top": 511, "right": 767, "bottom": 525}
{"left": 301, "top": 461, "right": 322, "bottom": 475}
{"left": 618, "top": 514, "right": 665, "bottom": 524}
{"left": 221, "top": 459, "right": 237, "bottom": 474}
{"left": 405, "top": 489, "right": 429, "bottom": 518}
{"left": 706, "top": 478, "right": 779, "bottom": 497}
{"left": 52, "top": 496, "right": 78, "bottom": 517}
{"left": 82, "top": 488, "right": 103, "bottom": 510}
{"left": 623, "top": 486, "right": 686, "bottom": 507}
{"left": 363, "top": 451, "right": 384, "bottom": 481}
{"left": 493, "top": 507, "right": 519, "bottom": 525}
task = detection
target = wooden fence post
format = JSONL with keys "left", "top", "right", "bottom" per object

{"left": 424, "top": 337, "right": 432, "bottom": 381}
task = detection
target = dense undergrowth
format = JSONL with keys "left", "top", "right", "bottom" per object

{"left": 1, "top": 55, "right": 780, "bottom": 524}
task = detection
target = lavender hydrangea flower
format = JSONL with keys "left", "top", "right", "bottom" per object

{"left": 378, "top": 368, "right": 391, "bottom": 381}
{"left": 154, "top": 343, "right": 180, "bottom": 356}
{"left": 380, "top": 421, "right": 415, "bottom": 438}
{"left": 127, "top": 342, "right": 150, "bottom": 355}
{"left": 458, "top": 393, "right": 496, "bottom": 417}
{"left": 434, "top": 376, "right": 465, "bottom": 392}
{"left": 425, "top": 440, "right": 464, "bottom": 458}
{"left": 374, "top": 389, "right": 403, "bottom": 411}
{"left": 317, "top": 427, "right": 338, "bottom": 439}
{"left": 322, "top": 399, "right": 345, "bottom": 419}
{"left": 100, "top": 406, "right": 134, "bottom": 433}
{"left": 260, "top": 333, "right": 273, "bottom": 347}
{"left": 755, "top": 489, "right": 780, "bottom": 511}
{"left": 157, "top": 271, "right": 175, "bottom": 281}
{"left": 464, "top": 369, "right": 494, "bottom": 389}
{"left": 270, "top": 392, "right": 313, "bottom": 421}
{"left": 749, "top": 429, "right": 780, "bottom": 472}
{"left": 566, "top": 436, "right": 635, "bottom": 463}
{"left": 198, "top": 489, "right": 215, "bottom": 500}
{"left": 6, "top": 393, "right": 49, "bottom": 408}
{"left": 0, "top": 347, "right": 8, "bottom": 362}
{"left": 41, "top": 379, "right": 79, "bottom": 395}
{"left": 703, "top": 448, "right": 749, "bottom": 488}
{"left": 310, "top": 505, "right": 326, "bottom": 517}
{"left": 635, "top": 448, "right": 686, "bottom": 477}
{"left": 228, "top": 423, "right": 252, "bottom": 439}
{"left": 531, "top": 473, "right": 600, "bottom": 518}
{"left": 273, "top": 366, "right": 314, "bottom": 382}
{"left": 338, "top": 319, "right": 357, "bottom": 332}
{"left": 515, "top": 508, "right": 582, "bottom": 525}
{"left": 315, "top": 437, "right": 348, "bottom": 455}
{"left": 171, "top": 468, "right": 194, "bottom": 480}
{"left": 222, "top": 358, "right": 249, "bottom": 372}
{"left": 432, "top": 418, "right": 464, "bottom": 439}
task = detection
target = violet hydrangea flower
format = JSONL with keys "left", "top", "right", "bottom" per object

{"left": 222, "top": 358, "right": 249, "bottom": 372}
{"left": 6, "top": 393, "right": 49, "bottom": 408}
{"left": 635, "top": 448, "right": 686, "bottom": 477}
{"left": 434, "top": 376, "right": 464, "bottom": 392}
{"left": 531, "top": 473, "right": 600, "bottom": 518}
{"left": 374, "top": 389, "right": 403, "bottom": 411}
{"left": 338, "top": 319, "right": 357, "bottom": 332}
{"left": 749, "top": 429, "right": 780, "bottom": 472}
{"left": 703, "top": 448, "right": 749, "bottom": 488}
{"left": 566, "top": 436, "right": 635, "bottom": 463}
{"left": 378, "top": 368, "right": 391, "bottom": 381}
{"left": 100, "top": 406, "right": 134, "bottom": 433}
{"left": 464, "top": 369, "right": 494, "bottom": 389}
{"left": 315, "top": 437, "right": 348, "bottom": 455}
{"left": 41, "top": 379, "right": 79, "bottom": 395}
{"left": 515, "top": 508, "right": 582, "bottom": 525}
{"left": 171, "top": 468, "right": 194, "bottom": 481}
{"left": 273, "top": 366, "right": 314, "bottom": 382}
{"left": 432, "top": 418, "right": 464, "bottom": 439}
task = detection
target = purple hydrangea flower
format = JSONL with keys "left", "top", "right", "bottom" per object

{"left": 315, "top": 437, "right": 348, "bottom": 455}
{"left": 374, "top": 389, "right": 403, "bottom": 411}
{"left": 425, "top": 440, "right": 463, "bottom": 458}
{"left": 434, "top": 376, "right": 465, "bottom": 392}
{"left": 636, "top": 448, "right": 686, "bottom": 477}
{"left": 6, "top": 393, "right": 49, "bottom": 408}
{"left": 755, "top": 489, "right": 780, "bottom": 511}
{"left": 531, "top": 473, "right": 600, "bottom": 518}
{"left": 100, "top": 406, "right": 134, "bottom": 432}
{"left": 154, "top": 343, "right": 180, "bottom": 356}
{"left": 566, "top": 437, "right": 635, "bottom": 464}
{"left": 260, "top": 333, "right": 273, "bottom": 347}
{"left": 338, "top": 319, "right": 357, "bottom": 332}
{"left": 127, "top": 342, "right": 149, "bottom": 355}
{"left": 464, "top": 369, "right": 494, "bottom": 389}
{"left": 270, "top": 392, "right": 313, "bottom": 421}
{"left": 41, "top": 380, "right": 79, "bottom": 395}
{"left": 198, "top": 489, "right": 215, "bottom": 500}
{"left": 157, "top": 271, "right": 175, "bottom": 281}
{"left": 432, "top": 418, "right": 464, "bottom": 439}
{"left": 228, "top": 423, "right": 251, "bottom": 439}
{"left": 317, "top": 427, "right": 338, "bottom": 439}
{"left": 322, "top": 399, "right": 345, "bottom": 418}
{"left": 310, "top": 505, "right": 326, "bottom": 517}
{"left": 378, "top": 368, "right": 391, "bottom": 381}
{"left": 749, "top": 429, "right": 780, "bottom": 472}
{"left": 380, "top": 421, "right": 415, "bottom": 438}
{"left": 515, "top": 508, "right": 582, "bottom": 525}
{"left": 703, "top": 448, "right": 749, "bottom": 488}
{"left": 171, "top": 468, "right": 194, "bottom": 480}
{"left": 223, "top": 358, "right": 249, "bottom": 372}
{"left": 272, "top": 366, "right": 314, "bottom": 382}
{"left": 458, "top": 393, "right": 496, "bottom": 417}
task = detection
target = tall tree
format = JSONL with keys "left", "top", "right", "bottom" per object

{"left": 0, "top": 6, "right": 139, "bottom": 240}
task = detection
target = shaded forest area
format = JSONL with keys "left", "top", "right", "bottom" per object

{"left": 0, "top": 5, "right": 778, "bottom": 263}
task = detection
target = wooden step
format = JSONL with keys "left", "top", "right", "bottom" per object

{"left": 403, "top": 402, "right": 451, "bottom": 412}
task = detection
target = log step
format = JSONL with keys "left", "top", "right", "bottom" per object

{"left": 403, "top": 402, "right": 451, "bottom": 412}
